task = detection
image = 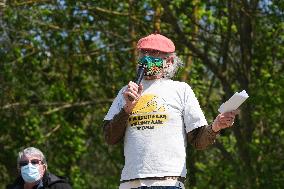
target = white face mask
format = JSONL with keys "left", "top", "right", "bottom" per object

{"left": 21, "top": 164, "right": 41, "bottom": 183}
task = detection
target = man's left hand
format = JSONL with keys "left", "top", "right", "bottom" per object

{"left": 212, "top": 110, "right": 239, "bottom": 132}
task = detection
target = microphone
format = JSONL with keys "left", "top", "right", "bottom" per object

{"left": 128, "top": 64, "right": 146, "bottom": 101}
{"left": 134, "top": 65, "right": 145, "bottom": 85}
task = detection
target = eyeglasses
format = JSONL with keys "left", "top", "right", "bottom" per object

{"left": 19, "top": 159, "right": 42, "bottom": 167}
{"left": 141, "top": 49, "right": 161, "bottom": 54}
{"left": 138, "top": 56, "right": 163, "bottom": 68}
{"left": 140, "top": 49, "right": 169, "bottom": 58}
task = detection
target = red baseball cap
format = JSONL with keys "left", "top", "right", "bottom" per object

{"left": 137, "top": 33, "right": 175, "bottom": 53}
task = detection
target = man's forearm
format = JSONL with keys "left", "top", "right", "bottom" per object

{"left": 103, "top": 108, "right": 130, "bottom": 145}
{"left": 187, "top": 125, "right": 220, "bottom": 150}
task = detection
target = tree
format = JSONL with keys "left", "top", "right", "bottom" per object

{"left": 0, "top": 0, "right": 283, "bottom": 188}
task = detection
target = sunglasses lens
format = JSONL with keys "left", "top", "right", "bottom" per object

{"left": 141, "top": 50, "right": 160, "bottom": 55}
{"left": 19, "top": 161, "right": 29, "bottom": 167}
{"left": 20, "top": 159, "right": 41, "bottom": 166}
{"left": 139, "top": 56, "right": 163, "bottom": 67}
{"left": 31, "top": 159, "right": 40, "bottom": 165}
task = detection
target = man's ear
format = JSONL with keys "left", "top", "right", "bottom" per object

{"left": 43, "top": 164, "right": 48, "bottom": 171}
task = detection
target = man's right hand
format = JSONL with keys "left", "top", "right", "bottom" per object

{"left": 123, "top": 81, "right": 143, "bottom": 114}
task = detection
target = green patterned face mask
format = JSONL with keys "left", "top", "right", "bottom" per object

{"left": 138, "top": 56, "right": 164, "bottom": 76}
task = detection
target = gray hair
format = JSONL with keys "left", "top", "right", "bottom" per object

{"left": 162, "top": 53, "right": 184, "bottom": 78}
{"left": 17, "top": 147, "right": 47, "bottom": 169}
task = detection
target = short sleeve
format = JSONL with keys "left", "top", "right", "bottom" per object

{"left": 104, "top": 86, "right": 127, "bottom": 121}
{"left": 183, "top": 84, "right": 208, "bottom": 133}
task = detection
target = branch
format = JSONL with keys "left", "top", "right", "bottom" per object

{"left": 9, "top": 49, "right": 39, "bottom": 64}
{"left": 30, "top": 124, "right": 61, "bottom": 144}
{"left": 73, "top": 40, "right": 133, "bottom": 57}
{"left": 160, "top": 1, "right": 224, "bottom": 80}
{"left": 80, "top": 5, "right": 145, "bottom": 26}
{"left": 220, "top": 0, "right": 233, "bottom": 70}
{"left": 20, "top": 14, "right": 61, "bottom": 30}
{"left": 42, "top": 101, "right": 96, "bottom": 115}
{"left": 45, "top": 124, "right": 61, "bottom": 138}
{"left": 204, "top": 75, "right": 216, "bottom": 110}
{"left": 0, "top": 0, "right": 6, "bottom": 11}
{"left": 214, "top": 141, "right": 235, "bottom": 162}
{"left": 84, "top": 6, "right": 128, "bottom": 16}
{"left": 1, "top": 100, "right": 114, "bottom": 110}
{"left": 9, "top": 0, "right": 53, "bottom": 7}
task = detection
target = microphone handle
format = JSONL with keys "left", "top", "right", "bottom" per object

{"left": 135, "top": 66, "right": 145, "bottom": 85}
{"left": 128, "top": 66, "right": 145, "bottom": 101}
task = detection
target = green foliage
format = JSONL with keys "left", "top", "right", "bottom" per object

{"left": 0, "top": 0, "right": 283, "bottom": 189}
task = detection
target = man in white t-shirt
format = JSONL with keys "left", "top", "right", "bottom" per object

{"left": 103, "top": 33, "right": 238, "bottom": 189}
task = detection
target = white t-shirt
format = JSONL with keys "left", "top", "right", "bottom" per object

{"left": 104, "top": 78, "right": 208, "bottom": 181}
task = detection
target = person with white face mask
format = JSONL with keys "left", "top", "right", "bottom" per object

{"left": 6, "top": 147, "right": 72, "bottom": 189}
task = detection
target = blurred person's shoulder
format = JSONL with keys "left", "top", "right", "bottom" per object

{"left": 44, "top": 172, "right": 72, "bottom": 189}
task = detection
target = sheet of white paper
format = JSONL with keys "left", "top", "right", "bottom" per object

{"left": 218, "top": 90, "right": 249, "bottom": 113}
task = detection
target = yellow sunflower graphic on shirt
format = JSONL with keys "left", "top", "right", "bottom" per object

{"left": 128, "top": 94, "right": 169, "bottom": 130}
